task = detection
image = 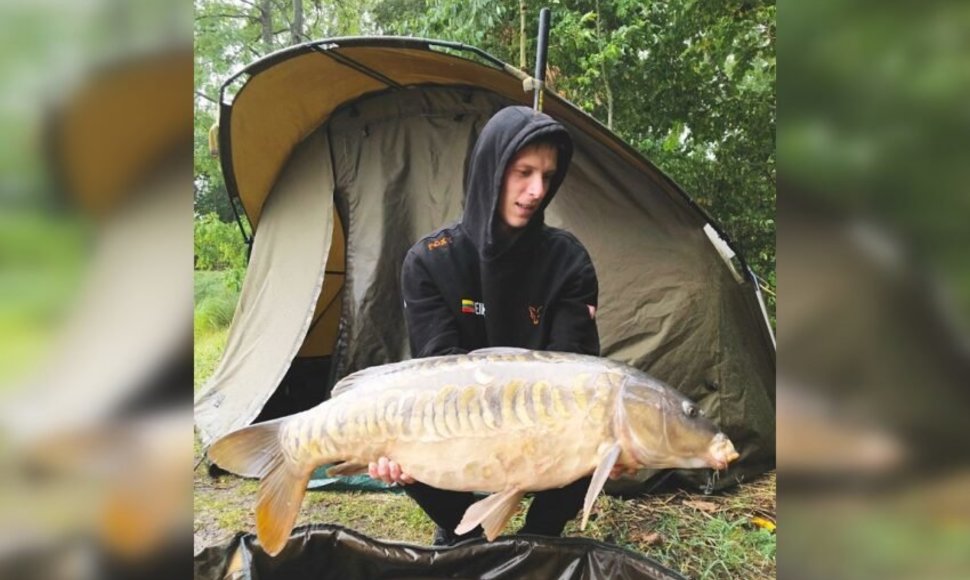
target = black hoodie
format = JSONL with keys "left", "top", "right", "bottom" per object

{"left": 401, "top": 106, "right": 599, "bottom": 358}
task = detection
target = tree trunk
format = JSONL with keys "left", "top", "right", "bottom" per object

{"left": 292, "top": 0, "right": 304, "bottom": 45}
{"left": 260, "top": 0, "right": 273, "bottom": 52}
{"left": 519, "top": 1, "right": 527, "bottom": 70}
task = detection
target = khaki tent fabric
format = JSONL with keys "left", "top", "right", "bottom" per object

{"left": 296, "top": 214, "right": 345, "bottom": 358}
{"left": 194, "top": 131, "right": 335, "bottom": 445}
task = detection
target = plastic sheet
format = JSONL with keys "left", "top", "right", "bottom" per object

{"left": 193, "top": 524, "right": 686, "bottom": 580}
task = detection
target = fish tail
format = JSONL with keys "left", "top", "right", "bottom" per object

{"left": 255, "top": 452, "right": 311, "bottom": 556}
{"left": 207, "top": 419, "right": 312, "bottom": 556}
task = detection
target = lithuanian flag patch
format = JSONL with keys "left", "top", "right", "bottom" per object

{"left": 461, "top": 299, "right": 475, "bottom": 314}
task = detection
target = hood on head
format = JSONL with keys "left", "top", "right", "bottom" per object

{"left": 461, "top": 106, "right": 573, "bottom": 259}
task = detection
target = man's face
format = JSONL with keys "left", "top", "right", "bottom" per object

{"left": 498, "top": 144, "right": 558, "bottom": 229}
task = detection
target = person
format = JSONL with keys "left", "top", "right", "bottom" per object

{"left": 369, "top": 105, "right": 600, "bottom": 545}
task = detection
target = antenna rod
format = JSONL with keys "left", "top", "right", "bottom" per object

{"left": 533, "top": 7, "right": 551, "bottom": 111}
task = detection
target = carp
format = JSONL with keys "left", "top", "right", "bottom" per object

{"left": 207, "top": 348, "right": 739, "bottom": 555}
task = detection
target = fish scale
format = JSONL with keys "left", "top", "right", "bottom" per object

{"left": 208, "top": 347, "right": 739, "bottom": 556}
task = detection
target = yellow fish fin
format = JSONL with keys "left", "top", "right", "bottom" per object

{"left": 325, "top": 462, "right": 369, "bottom": 476}
{"left": 255, "top": 455, "right": 312, "bottom": 556}
{"left": 207, "top": 418, "right": 287, "bottom": 478}
{"left": 455, "top": 488, "right": 524, "bottom": 541}
{"left": 208, "top": 419, "right": 311, "bottom": 557}
{"left": 581, "top": 442, "right": 621, "bottom": 530}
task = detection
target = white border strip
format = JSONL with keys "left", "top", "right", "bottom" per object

{"left": 703, "top": 223, "right": 743, "bottom": 283}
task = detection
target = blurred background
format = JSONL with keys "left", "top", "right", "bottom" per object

{"left": 0, "top": 0, "right": 192, "bottom": 578}
{"left": 778, "top": 0, "right": 970, "bottom": 578}
{"left": 1, "top": 0, "right": 968, "bottom": 577}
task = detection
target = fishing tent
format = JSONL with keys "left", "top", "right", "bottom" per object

{"left": 193, "top": 37, "right": 775, "bottom": 489}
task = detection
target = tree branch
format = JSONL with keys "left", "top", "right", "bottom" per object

{"left": 195, "top": 90, "right": 219, "bottom": 105}
{"left": 245, "top": 42, "right": 262, "bottom": 60}
{"left": 758, "top": 279, "right": 775, "bottom": 297}
{"left": 195, "top": 13, "right": 257, "bottom": 22}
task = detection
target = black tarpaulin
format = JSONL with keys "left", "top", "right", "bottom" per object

{"left": 193, "top": 524, "right": 686, "bottom": 580}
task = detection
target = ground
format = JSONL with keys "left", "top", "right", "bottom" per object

{"left": 193, "top": 454, "right": 776, "bottom": 579}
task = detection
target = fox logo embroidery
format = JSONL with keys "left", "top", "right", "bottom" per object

{"left": 426, "top": 236, "right": 451, "bottom": 251}
{"left": 528, "top": 305, "right": 543, "bottom": 326}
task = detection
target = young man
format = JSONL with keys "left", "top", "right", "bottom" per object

{"left": 370, "top": 105, "right": 600, "bottom": 544}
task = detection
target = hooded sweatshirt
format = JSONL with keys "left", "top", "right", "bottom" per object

{"left": 401, "top": 106, "right": 599, "bottom": 358}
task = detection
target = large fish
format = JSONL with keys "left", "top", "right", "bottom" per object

{"left": 208, "top": 348, "right": 739, "bottom": 555}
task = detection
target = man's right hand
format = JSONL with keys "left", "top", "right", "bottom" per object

{"left": 368, "top": 456, "right": 416, "bottom": 485}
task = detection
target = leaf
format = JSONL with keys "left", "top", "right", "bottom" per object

{"left": 750, "top": 516, "right": 776, "bottom": 532}
{"left": 641, "top": 531, "right": 662, "bottom": 545}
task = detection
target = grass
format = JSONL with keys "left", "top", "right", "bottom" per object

{"left": 568, "top": 475, "right": 776, "bottom": 578}
{"left": 194, "top": 325, "right": 229, "bottom": 390}
{"left": 194, "top": 456, "right": 776, "bottom": 579}
{"left": 194, "top": 270, "right": 239, "bottom": 334}
{"left": 192, "top": 270, "right": 776, "bottom": 578}
{"left": 193, "top": 270, "right": 237, "bottom": 390}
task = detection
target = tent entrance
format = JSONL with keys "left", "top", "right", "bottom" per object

{"left": 195, "top": 130, "right": 341, "bottom": 445}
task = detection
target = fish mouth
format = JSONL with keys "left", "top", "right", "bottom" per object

{"left": 707, "top": 433, "right": 740, "bottom": 471}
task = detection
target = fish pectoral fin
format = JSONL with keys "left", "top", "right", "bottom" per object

{"left": 455, "top": 488, "right": 524, "bottom": 541}
{"left": 581, "top": 443, "right": 622, "bottom": 530}
{"left": 325, "top": 462, "right": 368, "bottom": 476}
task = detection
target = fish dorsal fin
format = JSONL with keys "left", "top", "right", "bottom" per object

{"left": 455, "top": 488, "right": 524, "bottom": 541}
{"left": 332, "top": 349, "right": 531, "bottom": 398}
{"left": 581, "top": 442, "right": 622, "bottom": 530}
{"left": 329, "top": 365, "right": 392, "bottom": 398}
{"left": 329, "top": 357, "right": 427, "bottom": 398}
{"left": 468, "top": 347, "right": 531, "bottom": 356}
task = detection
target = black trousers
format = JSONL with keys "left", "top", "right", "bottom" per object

{"left": 403, "top": 476, "right": 592, "bottom": 539}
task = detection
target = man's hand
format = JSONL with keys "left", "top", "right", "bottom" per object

{"left": 368, "top": 456, "right": 415, "bottom": 485}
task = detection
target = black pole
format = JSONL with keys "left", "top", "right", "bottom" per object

{"left": 533, "top": 7, "right": 551, "bottom": 111}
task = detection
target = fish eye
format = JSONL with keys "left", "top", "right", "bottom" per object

{"left": 682, "top": 401, "right": 698, "bottom": 418}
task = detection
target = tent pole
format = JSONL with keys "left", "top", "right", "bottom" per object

{"left": 533, "top": 7, "right": 551, "bottom": 111}
{"left": 227, "top": 193, "right": 253, "bottom": 254}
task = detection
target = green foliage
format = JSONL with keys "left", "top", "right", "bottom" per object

{"left": 194, "top": 212, "right": 247, "bottom": 276}
{"left": 194, "top": 270, "right": 237, "bottom": 388}
{"left": 195, "top": 297, "right": 234, "bottom": 339}
{"left": 194, "top": 270, "right": 240, "bottom": 321}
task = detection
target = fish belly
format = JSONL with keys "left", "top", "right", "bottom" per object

{"left": 390, "top": 423, "right": 607, "bottom": 492}
{"left": 290, "top": 373, "right": 618, "bottom": 492}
